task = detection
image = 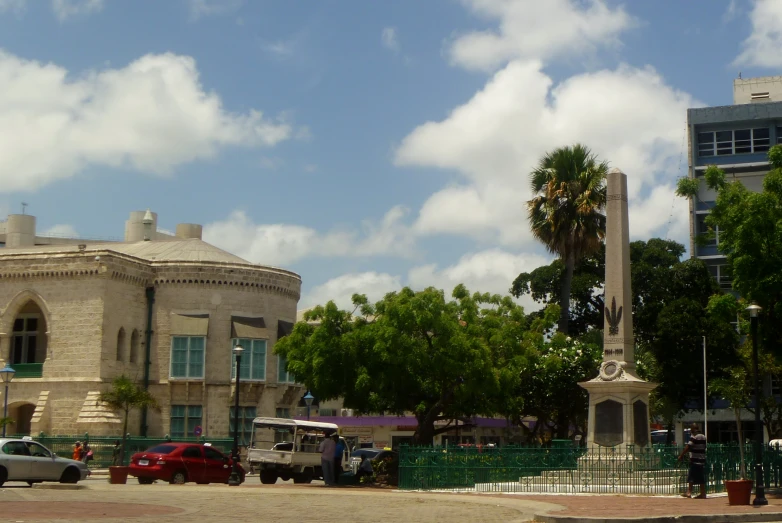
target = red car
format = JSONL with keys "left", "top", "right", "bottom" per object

{"left": 129, "top": 443, "right": 245, "bottom": 485}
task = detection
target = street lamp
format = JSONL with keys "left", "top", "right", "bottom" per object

{"left": 303, "top": 391, "right": 314, "bottom": 420}
{"left": 747, "top": 302, "right": 767, "bottom": 506}
{"left": 1, "top": 365, "right": 15, "bottom": 437}
{"left": 228, "top": 344, "right": 244, "bottom": 487}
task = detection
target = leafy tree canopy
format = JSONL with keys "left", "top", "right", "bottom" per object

{"left": 275, "top": 285, "right": 543, "bottom": 445}
{"left": 100, "top": 375, "right": 159, "bottom": 463}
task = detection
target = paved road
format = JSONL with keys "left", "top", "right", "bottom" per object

{"left": 0, "top": 477, "right": 557, "bottom": 522}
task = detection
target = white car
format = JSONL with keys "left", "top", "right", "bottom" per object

{"left": 0, "top": 437, "right": 90, "bottom": 486}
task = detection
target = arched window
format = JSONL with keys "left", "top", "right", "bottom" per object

{"left": 130, "top": 329, "right": 139, "bottom": 363}
{"left": 116, "top": 328, "right": 126, "bottom": 361}
{"left": 11, "top": 301, "right": 48, "bottom": 364}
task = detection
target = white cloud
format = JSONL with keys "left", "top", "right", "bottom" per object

{"left": 381, "top": 27, "right": 400, "bottom": 53}
{"left": 301, "top": 272, "right": 403, "bottom": 310}
{"left": 188, "top": 0, "right": 242, "bottom": 20}
{"left": 300, "top": 248, "right": 548, "bottom": 311}
{"left": 202, "top": 206, "right": 415, "bottom": 267}
{"left": 733, "top": 0, "right": 782, "bottom": 68}
{"left": 40, "top": 224, "right": 79, "bottom": 238}
{"left": 395, "top": 60, "right": 696, "bottom": 249}
{"left": 0, "top": 0, "right": 25, "bottom": 14}
{"left": 52, "top": 0, "right": 103, "bottom": 21}
{"left": 448, "top": 0, "right": 635, "bottom": 72}
{"left": 0, "top": 50, "right": 296, "bottom": 192}
{"left": 723, "top": 0, "right": 739, "bottom": 23}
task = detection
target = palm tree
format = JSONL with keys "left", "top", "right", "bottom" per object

{"left": 527, "top": 144, "right": 608, "bottom": 334}
{"left": 99, "top": 375, "right": 159, "bottom": 466}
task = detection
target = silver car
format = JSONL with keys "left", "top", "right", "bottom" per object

{"left": 0, "top": 437, "right": 90, "bottom": 486}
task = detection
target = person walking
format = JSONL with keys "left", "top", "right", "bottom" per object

{"left": 318, "top": 432, "right": 336, "bottom": 486}
{"left": 72, "top": 441, "right": 84, "bottom": 461}
{"left": 678, "top": 423, "right": 707, "bottom": 498}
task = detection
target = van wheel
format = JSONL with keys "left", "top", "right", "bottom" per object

{"left": 259, "top": 471, "right": 277, "bottom": 484}
{"left": 293, "top": 468, "right": 313, "bottom": 484}
{"left": 170, "top": 471, "right": 187, "bottom": 485}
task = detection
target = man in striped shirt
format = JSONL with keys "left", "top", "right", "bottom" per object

{"left": 678, "top": 423, "right": 707, "bottom": 498}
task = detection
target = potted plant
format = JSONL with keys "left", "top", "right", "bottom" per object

{"left": 99, "top": 375, "right": 159, "bottom": 484}
{"left": 712, "top": 368, "right": 753, "bottom": 505}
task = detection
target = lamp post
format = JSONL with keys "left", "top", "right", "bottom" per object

{"left": 228, "top": 344, "right": 244, "bottom": 487}
{"left": 304, "top": 391, "right": 314, "bottom": 420}
{"left": 1, "top": 365, "right": 15, "bottom": 437}
{"left": 747, "top": 303, "right": 767, "bottom": 506}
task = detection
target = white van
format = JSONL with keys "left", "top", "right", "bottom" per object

{"left": 247, "top": 417, "right": 350, "bottom": 484}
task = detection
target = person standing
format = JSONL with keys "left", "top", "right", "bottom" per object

{"left": 333, "top": 434, "right": 346, "bottom": 484}
{"left": 678, "top": 423, "right": 707, "bottom": 498}
{"left": 318, "top": 433, "right": 336, "bottom": 486}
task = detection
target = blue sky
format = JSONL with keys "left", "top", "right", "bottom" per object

{"left": 0, "top": 0, "right": 778, "bottom": 310}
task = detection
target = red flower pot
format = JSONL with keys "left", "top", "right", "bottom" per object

{"left": 109, "top": 466, "right": 129, "bottom": 485}
{"left": 725, "top": 479, "right": 753, "bottom": 505}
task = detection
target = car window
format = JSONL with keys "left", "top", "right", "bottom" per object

{"left": 145, "top": 444, "right": 177, "bottom": 454}
{"left": 2, "top": 441, "right": 31, "bottom": 456}
{"left": 26, "top": 442, "right": 51, "bottom": 457}
{"left": 182, "top": 446, "right": 202, "bottom": 458}
{"left": 203, "top": 447, "right": 223, "bottom": 460}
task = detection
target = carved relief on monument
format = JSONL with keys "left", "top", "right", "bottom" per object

{"left": 633, "top": 400, "right": 649, "bottom": 446}
{"left": 594, "top": 399, "right": 623, "bottom": 447}
{"left": 604, "top": 296, "right": 622, "bottom": 335}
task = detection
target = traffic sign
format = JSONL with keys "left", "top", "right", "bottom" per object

{"left": 194, "top": 425, "right": 203, "bottom": 437}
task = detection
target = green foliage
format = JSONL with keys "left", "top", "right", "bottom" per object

{"left": 275, "top": 285, "right": 534, "bottom": 445}
{"left": 99, "top": 375, "right": 160, "bottom": 463}
{"left": 0, "top": 417, "right": 14, "bottom": 429}
{"left": 527, "top": 143, "right": 608, "bottom": 334}
{"left": 675, "top": 177, "right": 700, "bottom": 199}
{"left": 703, "top": 150, "right": 782, "bottom": 355}
{"left": 704, "top": 165, "right": 726, "bottom": 191}
{"left": 711, "top": 367, "right": 750, "bottom": 479}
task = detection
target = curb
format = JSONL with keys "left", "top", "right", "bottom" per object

{"left": 32, "top": 483, "right": 87, "bottom": 490}
{"left": 534, "top": 513, "right": 782, "bottom": 523}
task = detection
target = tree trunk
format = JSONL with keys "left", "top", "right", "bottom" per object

{"left": 120, "top": 407, "right": 129, "bottom": 466}
{"left": 558, "top": 251, "right": 576, "bottom": 335}
{"left": 735, "top": 407, "right": 746, "bottom": 479}
{"left": 414, "top": 414, "right": 436, "bottom": 446}
{"left": 555, "top": 411, "right": 569, "bottom": 439}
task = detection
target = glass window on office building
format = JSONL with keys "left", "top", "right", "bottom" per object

{"left": 697, "top": 128, "right": 771, "bottom": 157}
{"left": 170, "top": 405, "right": 202, "bottom": 439}
{"left": 777, "top": 126, "right": 782, "bottom": 144}
{"left": 696, "top": 215, "right": 717, "bottom": 246}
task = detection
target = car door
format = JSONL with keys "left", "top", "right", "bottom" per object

{"left": 1, "top": 441, "right": 32, "bottom": 480}
{"left": 203, "top": 446, "right": 229, "bottom": 483}
{"left": 180, "top": 445, "right": 206, "bottom": 483}
{"left": 26, "top": 442, "right": 60, "bottom": 481}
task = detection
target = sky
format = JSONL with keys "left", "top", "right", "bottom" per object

{"left": 0, "top": 0, "right": 779, "bottom": 312}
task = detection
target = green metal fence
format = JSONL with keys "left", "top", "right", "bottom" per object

{"left": 399, "top": 444, "right": 782, "bottom": 495}
{"left": 29, "top": 434, "right": 235, "bottom": 469}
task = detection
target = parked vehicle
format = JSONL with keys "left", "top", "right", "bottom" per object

{"left": 651, "top": 429, "right": 691, "bottom": 446}
{"left": 247, "top": 418, "right": 350, "bottom": 484}
{"left": 0, "top": 436, "right": 90, "bottom": 486}
{"left": 348, "top": 448, "right": 398, "bottom": 474}
{"left": 128, "top": 442, "right": 245, "bottom": 485}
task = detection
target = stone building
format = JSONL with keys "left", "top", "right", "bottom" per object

{"left": 0, "top": 210, "right": 302, "bottom": 440}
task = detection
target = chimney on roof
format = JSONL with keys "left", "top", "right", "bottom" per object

{"left": 175, "top": 223, "right": 203, "bottom": 240}
{"left": 125, "top": 210, "right": 158, "bottom": 242}
{"left": 6, "top": 214, "right": 36, "bottom": 247}
{"left": 142, "top": 209, "right": 154, "bottom": 241}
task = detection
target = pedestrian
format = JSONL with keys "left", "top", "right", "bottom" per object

{"left": 82, "top": 442, "right": 93, "bottom": 464}
{"left": 72, "top": 441, "right": 83, "bottom": 461}
{"left": 333, "top": 434, "right": 345, "bottom": 483}
{"left": 318, "top": 432, "right": 336, "bottom": 486}
{"left": 678, "top": 423, "right": 707, "bottom": 498}
{"left": 112, "top": 440, "right": 122, "bottom": 466}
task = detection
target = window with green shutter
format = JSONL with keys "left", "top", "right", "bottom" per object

{"left": 170, "top": 405, "right": 202, "bottom": 438}
{"left": 229, "top": 406, "right": 256, "bottom": 445}
{"left": 231, "top": 339, "right": 267, "bottom": 381}
{"left": 170, "top": 336, "right": 206, "bottom": 379}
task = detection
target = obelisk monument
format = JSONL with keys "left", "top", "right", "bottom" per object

{"left": 580, "top": 168, "right": 656, "bottom": 451}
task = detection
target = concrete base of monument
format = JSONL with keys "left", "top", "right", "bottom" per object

{"left": 580, "top": 365, "right": 658, "bottom": 449}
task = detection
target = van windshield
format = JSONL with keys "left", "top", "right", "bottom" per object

{"left": 250, "top": 424, "right": 331, "bottom": 453}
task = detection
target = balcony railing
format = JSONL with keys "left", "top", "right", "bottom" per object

{"left": 11, "top": 363, "right": 43, "bottom": 378}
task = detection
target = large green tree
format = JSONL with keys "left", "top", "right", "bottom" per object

{"left": 677, "top": 145, "right": 782, "bottom": 356}
{"left": 275, "top": 285, "right": 535, "bottom": 445}
{"left": 527, "top": 144, "right": 608, "bottom": 335}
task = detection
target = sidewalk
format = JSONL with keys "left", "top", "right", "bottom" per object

{"left": 512, "top": 492, "right": 782, "bottom": 523}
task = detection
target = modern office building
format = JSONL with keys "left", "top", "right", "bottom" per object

{"left": 0, "top": 210, "right": 303, "bottom": 439}
{"left": 686, "top": 75, "right": 782, "bottom": 289}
